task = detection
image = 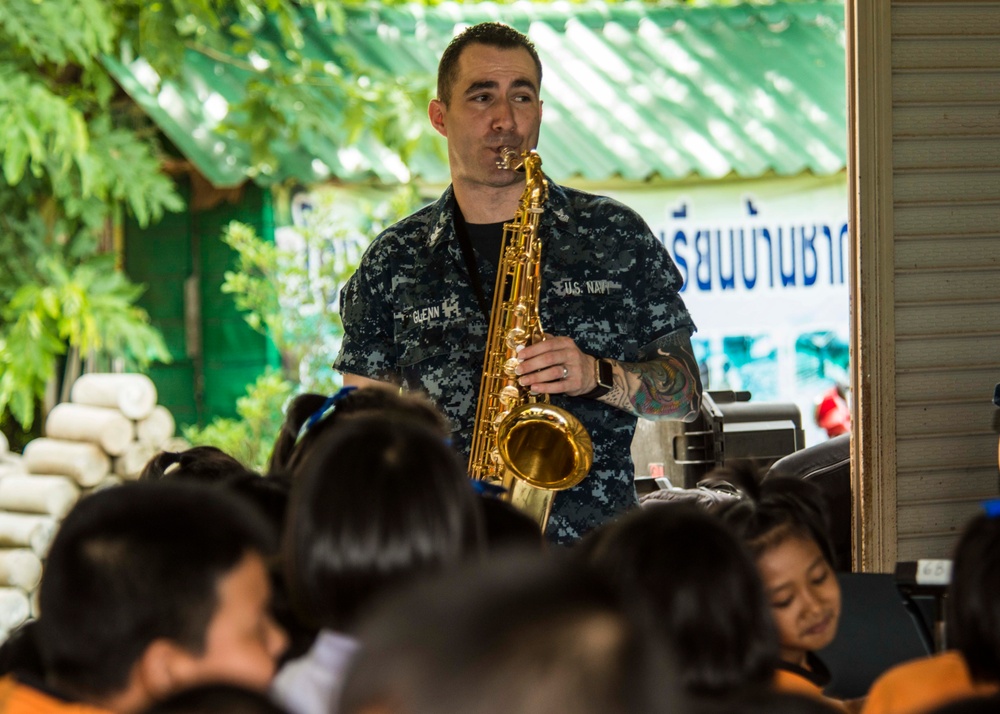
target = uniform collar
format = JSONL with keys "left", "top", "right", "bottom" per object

{"left": 425, "top": 186, "right": 459, "bottom": 253}
{"left": 425, "top": 179, "right": 572, "bottom": 252}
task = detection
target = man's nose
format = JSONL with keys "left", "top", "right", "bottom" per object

{"left": 491, "top": 100, "right": 516, "bottom": 131}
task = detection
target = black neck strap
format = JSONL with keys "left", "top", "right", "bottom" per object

{"left": 453, "top": 203, "right": 491, "bottom": 319}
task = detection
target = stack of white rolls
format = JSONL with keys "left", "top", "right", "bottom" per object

{"left": 0, "top": 373, "right": 182, "bottom": 640}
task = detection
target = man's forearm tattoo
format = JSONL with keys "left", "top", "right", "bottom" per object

{"left": 598, "top": 333, "right": 703, "bottom": 421}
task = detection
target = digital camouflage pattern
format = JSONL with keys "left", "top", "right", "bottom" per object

{"left": 335, "top": 181, "right": 696, "bottom": 544}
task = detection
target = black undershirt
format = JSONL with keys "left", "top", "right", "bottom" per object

{"left": 454, "top": 203, "right": 508, "bottom": 317}
{"left": 467, "top": 220, "right": 506, "bottom": 268}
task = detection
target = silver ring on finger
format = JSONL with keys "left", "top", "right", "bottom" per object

{"left": 561, "top": 365, "right": 569, "bottom": 380}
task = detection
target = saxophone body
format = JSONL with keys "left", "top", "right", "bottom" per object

{"left": 467, "top": 148, "right": 593, "bottom": 529}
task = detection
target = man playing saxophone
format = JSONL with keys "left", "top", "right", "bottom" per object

{"left": 334, "top": 22, "right": 702, "bottom": 544}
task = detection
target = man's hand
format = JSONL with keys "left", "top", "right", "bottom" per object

{"left": 514, "top": 336, "right": 597, "bottom": 397}
{"left": 515, "top": 329, "right": 702, "bottom": 422}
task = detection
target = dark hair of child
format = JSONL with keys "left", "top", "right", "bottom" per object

{"left": 283, "top": 413, "right": 483, "bottom": 632}
{"left": 36, "top": 481, "right": 276, "bottom": 702}
{"left": 710, "top": 463, "right": 835, "bottom": 566}
{"left": 579, "top": 502, "right": 779, "bottom": 700}
{"left": 948, "top": 512, "right": 1000, "bottom": 684}
{"left": 140, "top": 683, "right": 290, "bottom": 714}
{"left": 340, "top": 552, "right": 680, "bottom": 714}
{"left": 267, "top": 387, "right": 452, "bottom": 477}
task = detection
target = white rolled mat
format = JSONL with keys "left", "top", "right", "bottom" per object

{"left": 23, "top": 438, "right": 110, "bottom": 487}
{"left": 113, "top": 441, "right": 156, "bottom": 480}
{"left": 136, "top": 405, "right": 176, "bottom": 448}
{"left": 0, "top": 587, "right": 30, "bottom": 635}
{"left": 0, "top": 474, "right": 80, "bottom": 518}
{"left": 0, "top": 513, "right": 57, "bottom": 556}
{"left": 70, "top": 373, "right": 157, "bottom": 420}
{"left": 45, "top": 403, "right": 135, "bottom": 456}
{"left": 0, "top": 549, "right": 43, "bottom": 590}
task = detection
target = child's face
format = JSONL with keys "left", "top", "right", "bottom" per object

{"left": 756, "top": 535, "right": 841, "bottom": 667}
{"left": 177, "top": 551, "right": 288, "bottom": 691}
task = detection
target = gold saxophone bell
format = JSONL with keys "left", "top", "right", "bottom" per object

{"left": 496, "top": 404, "right": 593, "bottom": 491}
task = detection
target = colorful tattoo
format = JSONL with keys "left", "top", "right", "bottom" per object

{"left": 599, "top": 331, "right": 702, "bottom": 421}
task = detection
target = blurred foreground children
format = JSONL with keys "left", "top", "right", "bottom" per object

{"left": 339, "top": 553, "right": 682, "bottom": 714}
{"left": 272, "top": 402, "right": 483, "bottom": 714}
{"left": 580, "top": 503, "right": 779, "bottom": 711}
{"left": 861, "top": 506, "right": 1000, "bottom": 714}
{"left": 0, "top": 481, "right": 286, "bottom": 714}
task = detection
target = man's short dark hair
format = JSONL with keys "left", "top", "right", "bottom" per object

{"left": 949, "top": 512, "right": 1000, "bottom": 683}
{"left": 437, "top": 22, "right": 542, "bottom": 105}
{"left": 339, "top": 553, "right": 680, "bottom": 714}
{"left": 37, "top": 481, "right": 275, "bottom": 701}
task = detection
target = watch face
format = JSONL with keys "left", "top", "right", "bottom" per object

{"left": 598, "top": 359, "right": 613, "bottom": 389}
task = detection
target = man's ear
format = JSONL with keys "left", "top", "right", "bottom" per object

{"left": 428, "top": 99, "right": 448, "bottom": 137}
{"left": 135, "top": 639, "right": 196, "bottom": 701}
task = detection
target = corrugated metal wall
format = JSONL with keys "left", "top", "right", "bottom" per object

{"left": 890, "top": 0, "right": 1000, "bottom": 559}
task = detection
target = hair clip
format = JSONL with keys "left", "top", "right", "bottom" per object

{"left": 469, "top": 479, "right": 508, "bottom": 498}
{"left": 296, "top": 386, "right": 358, "bottom": 443}
{"left": 982, "top": 498, "right": 1000, "bottom": 519}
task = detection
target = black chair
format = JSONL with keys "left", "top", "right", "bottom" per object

{"left": 766, "top": 434, "right": 852, "bottom": 571}
{"left": 819, "top": 572, "right": 935, "bottom": 700}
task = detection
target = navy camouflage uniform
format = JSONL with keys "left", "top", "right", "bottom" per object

{"left": 335, "top": 181, "right": 695, "bottom": 544}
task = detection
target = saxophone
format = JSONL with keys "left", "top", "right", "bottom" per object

{"left": 467, "top": 148, "right": 593, "bottom": 529}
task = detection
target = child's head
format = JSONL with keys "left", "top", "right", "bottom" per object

{"left": 948, "top": 509, "right": 1000, "bottom": 683}
{"left": 580, "top": 503, "right": 778, "bottom": 698}
{"left": 284, "top": 413, "right": 483, "bottom": 632}
{"left": 340, "top": 552, "right": 680, "bottom": 714}
{"left": 715, "top": 467, "right": 841, "bottom": 667}
{"left": 268, "top": 386, "right": 452, "bottom": 476}
{"left": 37, "top": 481, "right": 287, "bottom": 711}
{"left": 141, "top": 446, "right": 257, "bottom": 484}
{"left": 140, "top": 683, "right": 290, "bottom": 714}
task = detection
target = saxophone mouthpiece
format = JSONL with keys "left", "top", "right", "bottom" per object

{"left": 496, "top": 147, "right": 525, "bottom": 172}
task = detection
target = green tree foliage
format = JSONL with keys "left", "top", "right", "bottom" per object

{"left": 182, "top": 369, "right": 294, "bottom": 470}
{"left": 0, "top": 0, "right": 176, "bottom": 430}
{"left": 184, "top": 187, "right": 417, "bottom": 469}
{"left": 0, "top": 0, "right": 369, "bottom": 433}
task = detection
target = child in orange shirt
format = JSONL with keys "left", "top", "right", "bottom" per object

{"left": 715, "top": 467, "right": 846, "bottom": 711}
{"left": 861, "top": 505, "right": 1000, "bottom": 714}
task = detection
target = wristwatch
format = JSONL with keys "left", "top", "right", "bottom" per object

{"left": 582, "top": 358, "right": 614, "bottom": 399}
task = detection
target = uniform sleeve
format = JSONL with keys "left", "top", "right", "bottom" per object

{"left": 333, "top": 241, "right": 398, "bottom": 382}
{"left": 622, "top": 207, "right": 696, "bottom": 354}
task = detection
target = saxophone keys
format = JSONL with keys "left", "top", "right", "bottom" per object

{"left": 499, "top": 385, "right": 521, "bottom": 407}
{"left": 503, "top": 358, "right": 519, "bottom": 377}
{"left": 505, "top": 327, "right": 527, "bottom": 351}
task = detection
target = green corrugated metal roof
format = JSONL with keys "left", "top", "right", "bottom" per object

{"left": 105, "top": 1, "right": 846, "bottom": 188}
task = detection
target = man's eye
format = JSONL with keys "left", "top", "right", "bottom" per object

{"left": 772, "top": 597, "right": 793, "bottom": 609}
